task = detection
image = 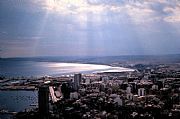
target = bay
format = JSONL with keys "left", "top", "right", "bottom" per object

{"left": 0, "top": 60, "right": 134, "bottom": 77}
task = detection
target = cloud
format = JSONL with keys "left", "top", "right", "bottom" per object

{"left": 35, "top": 0, "right": 180, "bottom": 24}
{"left": 163, "top": 5, "right": 180, "bottom": 22}
{"left": 0, "top": 0, "right": 175, "bottom": 25}
{"left": 2, "top": 0, "right": 180, "bottom": 24}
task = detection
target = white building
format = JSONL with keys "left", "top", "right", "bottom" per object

{"left": 126, "top": 86, "right": 131, "bottom": 94}
{"left": 70, "top": 92, "right": 79, "bottom": 99}
{"left": 138, "top": 88, "right": 145, "bottom": 96}
{"left": 127, "top": 93, "right": 133, "bottom": 100}
{"left": 85, "top": 78, "right": 91, "bottom": 84}
{"left": 114, "top": 95, "right": 123, "bottom": 106}
{"left": 152, "top": 85, "right": 158, "bottom": 90}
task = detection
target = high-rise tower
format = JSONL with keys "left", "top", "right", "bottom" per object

{"left": 73, "top": 73, "right": 82, "bottom": 91}
{"left": 38, "top": 85, "right": 49, "bottom": 119}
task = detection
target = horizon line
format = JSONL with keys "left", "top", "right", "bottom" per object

{"left": 1, "top": 53, "right": 180, "bottom": 59}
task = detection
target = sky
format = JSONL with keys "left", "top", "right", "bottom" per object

{"left": 0, "top": 0, "right": 180, "bottom": 58}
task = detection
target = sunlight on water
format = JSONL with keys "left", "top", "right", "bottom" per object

{"left": 46, "top": 62, "right": 134, "bottom": 74}
{"left": 0, "top": 61, "right": 134, "bottom": 77}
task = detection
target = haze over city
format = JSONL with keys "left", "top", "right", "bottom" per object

{"left": 1, "top": 0, "right": 180, "bottom": 58}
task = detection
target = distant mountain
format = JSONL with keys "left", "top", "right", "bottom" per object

{"left": 1, "top": 54, "right": 180, "bottom": 64}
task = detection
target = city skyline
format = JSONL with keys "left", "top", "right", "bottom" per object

{"left": 1, "top": 0, "right": 180, "bottom": 58}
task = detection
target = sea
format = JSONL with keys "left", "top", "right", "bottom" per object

{"left": 0, "top": 90, "right": 37, "bottom": 119}
{"left": 0, "top": 60, "right": 134, "bottom": 77}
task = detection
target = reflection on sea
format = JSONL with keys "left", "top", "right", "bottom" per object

{"left": 0, "top": 61, "right": 134, "bottom": 77}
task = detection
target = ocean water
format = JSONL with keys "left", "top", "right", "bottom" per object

{"left": 0, "top": 90, "right": 38, "bottom": 112}
{"left": 0, "top": 60, "right": 134, "bottom": 77}
{"left": 0, "top": 90, "right": 37, "bottom": 119}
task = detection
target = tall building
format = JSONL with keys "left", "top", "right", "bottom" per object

{"left": 38, "top": 85, "right": 49, "bottom": 119}
{"left": 73, "top": 73, "right": 82, "bottom": 91}
{"left": 61, "top": 83, "right": 70, "bottom": 99}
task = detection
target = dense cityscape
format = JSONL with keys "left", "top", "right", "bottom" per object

{"left": 0, "top": 62, "right": 180, "bottom": 119}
